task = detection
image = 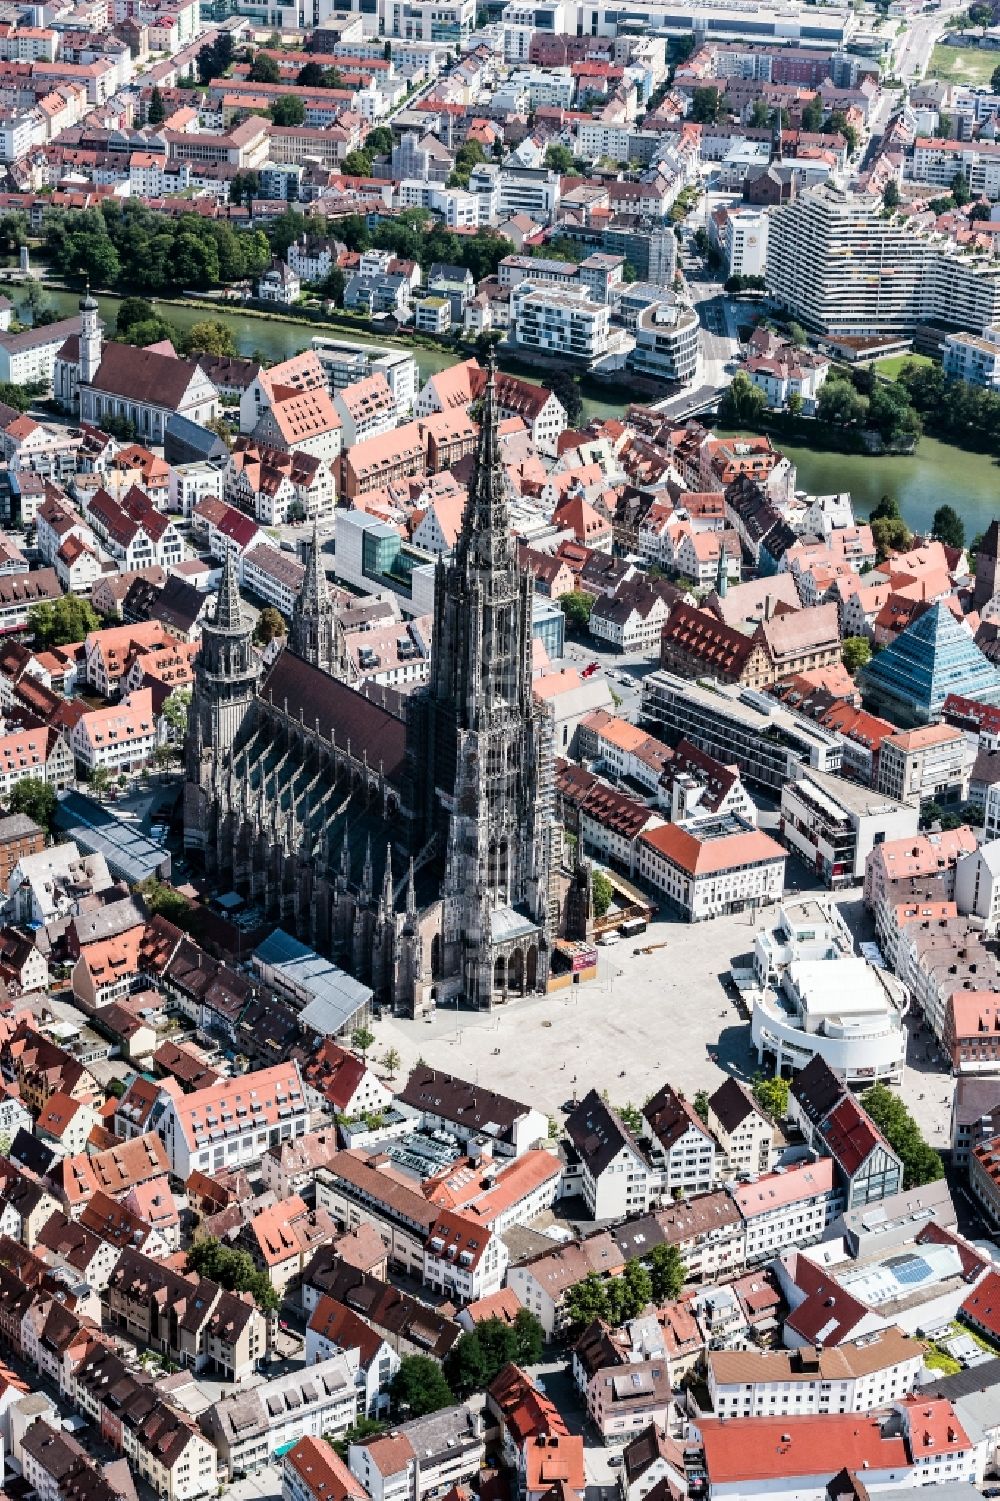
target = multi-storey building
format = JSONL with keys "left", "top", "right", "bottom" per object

{"left": 733, "top": 1158, "right": 841, "bottom": 1264}
{"left": 510, "top": 283, "right": 610, "bottom": 364}
{"left": 767, "top": 182, "right": 1000, "bottom": 336}
{"left": 150, "top": 1061, "right": 310, "bottom": 1179}
{"left": 708, "top": 1329, "right": 924, "bottom": 1418}
{"left": 640, "top": 671, "right": 842, "bottom": 794}
{"left": 876, "top": 724, "right": 970, "bottom": 810}
{"left": 780, "top": 767, "right": 917, "bottom": 889}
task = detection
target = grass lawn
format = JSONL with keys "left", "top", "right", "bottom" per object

{"left": 927, "top": 41, "right": 999, "bottom": 85}
{"left": 876, "top": 352, "right": 933, "bottom": 380}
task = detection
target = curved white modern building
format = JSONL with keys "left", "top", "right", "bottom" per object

{"left": 749, "top": 899, "right": 906, "bottom": 1086}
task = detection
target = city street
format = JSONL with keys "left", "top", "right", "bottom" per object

{"left": 560, "top": 637, "right": 648, "bottom": 720}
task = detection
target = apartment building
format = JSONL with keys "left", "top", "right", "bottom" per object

{"left": 630, "top": 300, "right": 700, "bottom": 384}
{"left": 564, "top": 1090, "right": 655, "bottom": 1221}
{"left": 347, "top": 1407, "right": 484, "bottom": 1501}
{"left": 151, "top": 1061, "right": 309, "bottom": 1178}
{"left": 510, "top": 283, "right": 610, "bottom": 364}
{"left": 104, "top": 1247, "right": 266, "bottom": 1381}
{"left": 969, "top": 1138, "right": 1000, "bottom": 1225}
{"left": 864, "top": 825, "right": 977, "bottom": 926}
{"left": 767, "top": 182, "right": 1000, "bottom": 336}
{"left": 283, "top": 1438, "right": 368, "bottom": 1501}
{"left": 204, "top": 1356, "right": 358, "bottom": 1475}
{"left": 876, "top": 724, "right": 970, "bottom": 810}
{"left": 943, "top": 326, "right": 1000, "bottom": 389}
{"left": 955, "top": 840, "right": 1000, "bottom": 932}
{"left": 733, "top": 1158, "right": 842, "bottom": 1264}
{"left": 642, "top": 1082, "right": 717, "bottom": 1195}
{"left": 780, "top": 767, "right": 917, "bottom": 889}
{"left": 708, "top": 1328, "right": 924, "bottom": 1417}
{"left": 706, "top": 1078, "right": 772, "bottom": 1179}
{"left": 506, "top": 1233, "right": 626, "bottom": 1336}
{"left": 636, "top": 816, "right": 786, "bottom": 922}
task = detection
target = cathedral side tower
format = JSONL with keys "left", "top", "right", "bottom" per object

{"left": 291, "top": 520, "right": 339, "bottom": 674}
{"left": 184, "top": 549, "right": 261, "bottom": 855}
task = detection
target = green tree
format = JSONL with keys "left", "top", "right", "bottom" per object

{"left": 382, "top": 1047, "right": 401, "bottom": 1077}
{"left": 718, "top": 370, "right": 767, "bottom": 425}
{"left": 271, "top": 94, "right": 306, "bottom": 125}
{"left": 868, "top": 381, "right": 921, "bottom": 444}
{"left": 801, "top": 95, "right": 824, "bottom": 132}
{"left": 621, "top": 1258, "right": 653, "bottom": 1317}
{"left": 186, "top": 1237, "right": 279, "bottom": 1312}
{"left": 443, "top": 1333, "right": 490, "bottom": 1397}
{"left": 248, "top": 52, "right": 281, "bottom": 83}
{"left": 871, "top": 515, "right": 912, "bottom": 560}
{"left": 351, "top": 1025, "right": 376, "bottom": 1060}
{"left": 0, "top": 211, "right": 28, "bottom": 254}
{"left": 592, "top": 869, "right": 613, "bottom": 918}
{"left": 116, "top": 295, "right": 157, "bottom": 334}
{"left": 861, "top": 1083, "right": 944, "bottom": 1189}
{"left": 548, "top": 370, "right": 582, "bottom": 426}
{"left": 691, "top": 86, "right": 720, "bottom": 123}
{"left": 297, "top": 61, "right": 328, "bottom": 86}
{"left": 992, "top": 61, "right": 1000, "bottom": 92}
{"left": 448, "top": 139, "right": 487, "bottom": 188}
{"left": 693, "top": 1089, "right": 710, "bottom": 1122}
{"left": 342, "top": 149, "right": 373, "bottom": 177}
{"left": 331, "top": 1418, "right": 385, "bottom": 1460}
{"left": 29, "top": 594, "right": 100, "bottom": 648}
{"left": 512, "top": 1307, "right": 544, "bottom": 1365}
{"left": 752, "top": 1073, "right": 789, "bottom": 1121}
{"left": 932, "top": 503, "right": 965, "bottom": 549}
{"left": 841, "top": 635, "right": 872, "bottom": 675}
{"left": 390, "top": 1356, "right": 453, "bottom": 1418}
{"left": 183, "top": 319, "right": 237, "bottom": 356}
{"left": 544, "top": 143, "right": 576, "bottom": 173}
{"left": 883, "top": 179, "right": 900, "bottom": 210}
{"left": 647, "top": 1243, "right": 685, "bottom": 1303}
{"left": 749, "top": 98, "right": 772, "bottom": 128}
{"left": 559, "top": 590, "right": 593, "bottom": 632}
{"left": 9, "top": 777, "right": 56, "bottom": 833}
{"left": 89, "top": 766, "right": 111, "bottom": 798}
{"left": 322, "top": 265, "right": 346, "bottom": 305}
{"left": 871, "top": 493, "right": 901, "bottom": 522}
{"left": 253, "top": 606, "right": 286, "bottom": 646}
{"left": 229, "top": 171, "right": 261, "bottom": 207}
{"left": 563, "top": 1271, "right": 610, "bottom": 1335}
{"left": 138, "top": 878, "right": 191, "bottom": 926}
{"left": 161, "top": 687, "right": 192, "bottom": 739}
{"left": 817, "top": 376, "right": 868, "bottom": 427}
{"left": 119, "top": 316, "right": 175, "bottom": 347}
{"left": 970, "top": 1, "right": 993, "bottom": 30}
{"left": 443, "top": 1313, "right": 541, "bottom": 1398}
{"left": 147, "top": 85, "right": 166, "bottom": 124}
{"left": 365, "top": 125, "right": 394, "bottom": 155}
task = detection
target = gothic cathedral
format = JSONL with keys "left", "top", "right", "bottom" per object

{"left": 185, "top": 356, "right": 558, "bottom": 1012}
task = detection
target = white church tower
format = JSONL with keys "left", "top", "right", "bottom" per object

{"left": 78, "top": 285, "right": 102, "bottom": 386}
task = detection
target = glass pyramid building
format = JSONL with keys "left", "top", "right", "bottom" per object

{"left": 860, "top": 600, "right": 1000, "bottom": 727}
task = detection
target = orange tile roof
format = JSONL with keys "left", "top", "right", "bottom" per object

{"left": 640, "top": 822, "right": 785, "bottom": 878}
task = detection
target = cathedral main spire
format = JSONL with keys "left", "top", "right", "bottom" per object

{"left": 454, "top": 349, "right": 512, "bottom": 578}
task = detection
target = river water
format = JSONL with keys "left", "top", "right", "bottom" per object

{"left": 32, "top": 288, "right": 1000, "bottom": 537}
